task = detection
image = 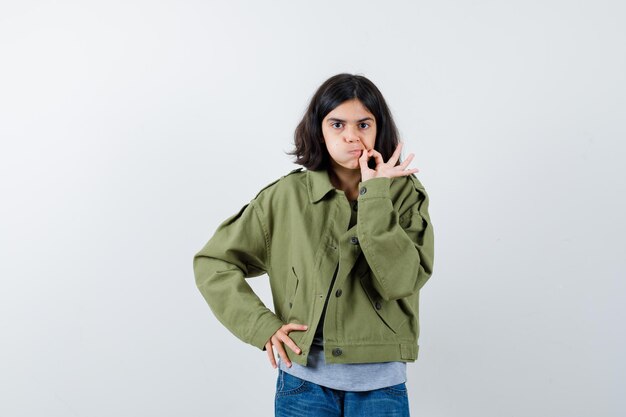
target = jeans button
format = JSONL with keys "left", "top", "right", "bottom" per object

{"left": 350, "top": 236, "right": 359, "bottom": 245}
{"left": 332, "top": 348, "right": 343, "bottom": 356}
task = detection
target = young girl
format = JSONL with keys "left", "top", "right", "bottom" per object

{"left": 193, "top": 73, "right": 435, "bottom": 417}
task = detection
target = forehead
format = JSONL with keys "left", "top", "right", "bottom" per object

{"left": 324, "top": 99, "right": 375, "bottom": 121}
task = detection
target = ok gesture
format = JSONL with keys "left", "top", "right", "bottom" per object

{"left": 359, "top": 141, "right": 419, "bottom": 182}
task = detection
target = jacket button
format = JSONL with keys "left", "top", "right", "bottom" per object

{"left": 332, "top": 348, "right": 343, "bottom": 356}
{"left": 360, "top": 187, "right": 367, "bottom": 195}
{"left": 375, "top": 301, "right": 382, "bottom": 310}
{"left": 350, "top": 236, "right": 359, "bottom": 244}
{"left": 335, "top": 289, "right": 342, "bottom": 297}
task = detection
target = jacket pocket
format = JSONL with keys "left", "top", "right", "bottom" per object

{"left": 358, "top": 270, "right": 408, "bottom": 334}
{"left": 284, "top": 266, "right": 300, "bottom": 316}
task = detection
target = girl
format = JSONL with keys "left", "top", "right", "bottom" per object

{"left": 194, "top": 73, "right": 435, "bottom": 417}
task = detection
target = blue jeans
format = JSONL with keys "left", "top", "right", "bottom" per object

{"left": 274, "top": 369, "right": 410, "bottom": 417}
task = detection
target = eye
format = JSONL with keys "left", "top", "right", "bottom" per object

{"left": 359, "top": 123, "right": 370, "bottom": 129}
{"left": 331, "top": 122, "right": 343, "bottom": 129}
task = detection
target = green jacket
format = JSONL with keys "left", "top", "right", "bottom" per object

{"left": 193, "top": 167, "right": 435, "bottom": 366}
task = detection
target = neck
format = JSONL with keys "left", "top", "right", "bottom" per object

{"left": 328, "top": 162, "right": 361, "bottom": 201}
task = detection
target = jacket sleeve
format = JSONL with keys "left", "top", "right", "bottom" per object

{"left": 356, "top": 176, "right": 435, "bottom": 301}
{"left": 193, "top": 199, "right": 284, "bottom": 350}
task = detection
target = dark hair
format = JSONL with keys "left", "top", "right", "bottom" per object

{"left": 286, "top": 73, "right": 402, "bottom": 171}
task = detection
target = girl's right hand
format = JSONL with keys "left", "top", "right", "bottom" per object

{"left": 265, "top": 323, "right": 308, "bottom": 368}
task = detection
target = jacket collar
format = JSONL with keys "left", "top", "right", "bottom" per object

{"left": 307, "top": 169, "right": 335, "bottom": 203}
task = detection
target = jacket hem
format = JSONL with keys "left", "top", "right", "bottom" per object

{"left": 285, "top": 342, "right": 419, "bottom": 366}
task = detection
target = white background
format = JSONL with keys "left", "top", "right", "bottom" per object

{"left": 1, "top": 1, "right": 624, "bottom": 416}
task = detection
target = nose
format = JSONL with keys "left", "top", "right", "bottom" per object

{"left": 343, "top": 125, "right": 361, "bottom": 143}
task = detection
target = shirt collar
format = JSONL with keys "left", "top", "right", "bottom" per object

{"left": 307, "top": 168, "right": 335, "bottom": 203}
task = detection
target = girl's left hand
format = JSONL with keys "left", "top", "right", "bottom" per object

{"left": 359, "top": 141, "right": 419, "bottom": 182}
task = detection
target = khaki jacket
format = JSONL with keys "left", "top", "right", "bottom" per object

{"left": 193, "top": 168, "right": 435, "bottom": 365}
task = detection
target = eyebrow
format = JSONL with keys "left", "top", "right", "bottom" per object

{"left": 327, "top": 117, "right": 374, "bottom": 123}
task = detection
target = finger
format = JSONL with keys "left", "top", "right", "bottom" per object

{"left": 388, "top": 142, "right": 403, "bottom": 166}
{"left": 399, "top": 168, "right": 420, "bottom": 176}
{"left": 278, "top": 333, "right": 302, "bottom": 355}
{"left": 394, "top": 166, "right": 420, "bottom": 177}
{"left": 273, "top": 337, "right": 292, "bottom": 367}
{"left": 266, "top": 341, "right": 277, "bottom": 368}
{"left": 398, "top": 153, "right": 415, "bottom": 169}
{"left": 282, "top": 323, "right": 308, "bottom": 333}
{"left": 395, "top": 151, "right": 419, "bottom": 173}
{"left": 279, "top": 324, "right": 307, "bottom": 355}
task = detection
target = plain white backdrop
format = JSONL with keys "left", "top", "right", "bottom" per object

{"left": 0, "top": 1, "right": 624, "bottom": 416}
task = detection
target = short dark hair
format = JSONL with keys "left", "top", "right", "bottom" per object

{"left": 286, "top": 73, "right": 402, "bottom": 171}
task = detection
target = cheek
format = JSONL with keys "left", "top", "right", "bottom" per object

{"left": 328, "top": 142, "right": 342, "bottom": 154}
{"left": 321, "top": 134, "right": 339, "bottom": 150}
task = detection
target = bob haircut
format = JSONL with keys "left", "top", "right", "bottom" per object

{"left": 287, "top": 73, "right": 403, "bottom": 171}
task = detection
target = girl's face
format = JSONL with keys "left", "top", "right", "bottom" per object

{"left": 321, "top": 98, "right": 377, "bottom": 171}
